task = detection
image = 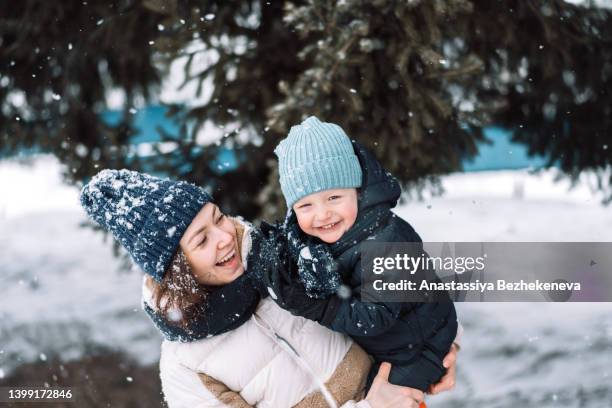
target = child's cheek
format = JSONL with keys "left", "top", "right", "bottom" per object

{"left": 297, "top": 213, "right": 316, "bottom": 235}
{"left": 347, "top": 202, "right": 359, "bottom": 229}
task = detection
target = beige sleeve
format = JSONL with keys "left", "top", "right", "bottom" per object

{"left": 198, "top": 372, "right": 253, "bottom": 408}
{"left": 295, "top": 343, "right": 372, "bottom": 408}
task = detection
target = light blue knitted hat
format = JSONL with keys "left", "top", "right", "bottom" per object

{"left": 274, "top": 116, "right": 363, "bottom": 208}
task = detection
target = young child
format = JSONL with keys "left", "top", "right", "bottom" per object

{"left": 272, "top": 116, "right": 459, "bottom": 396}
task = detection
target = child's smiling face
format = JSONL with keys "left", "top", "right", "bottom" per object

{"left": 292, "top": 188, "right": 358, "bottom": 244}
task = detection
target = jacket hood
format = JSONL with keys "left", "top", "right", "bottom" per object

{"left": 353, "top": 142, "right": 401, "bottom": 212}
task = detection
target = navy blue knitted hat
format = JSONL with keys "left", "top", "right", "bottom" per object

{"left": 80, "top": 169, "right": 212, "bottom": 282}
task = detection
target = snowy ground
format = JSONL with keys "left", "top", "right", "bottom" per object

{"left": 0, "top": 156, "right": 162, "bottom": 380}
{"left": 1, "top": 155, "right": 611, "bottom": 406}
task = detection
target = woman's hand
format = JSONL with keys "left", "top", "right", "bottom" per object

{"left": 366, "top": 362, "right": 424, "bottom": 408}
{"left": 427, "top": 343, "right": 459, "bottom": 395}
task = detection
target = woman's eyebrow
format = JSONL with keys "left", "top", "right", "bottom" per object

{"left": 187, "top": 225, "right": 206, "bottom": 246}
{"left": 187, "top": 206, "right": 217, "bottom": 246}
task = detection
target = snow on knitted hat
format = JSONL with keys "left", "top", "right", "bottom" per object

{"left": 79, "top": 169, "right": 212, "bottom": 282}
{"left": 274, "top": 116, "right": 362, "bottom": 208}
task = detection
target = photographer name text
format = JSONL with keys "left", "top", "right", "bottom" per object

{"left": 372, "top": 279, "right": 581, "bottom": 293}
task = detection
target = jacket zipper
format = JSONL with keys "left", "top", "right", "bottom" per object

{"left": 252, "top": 312, "right": 339, "bottom": 408}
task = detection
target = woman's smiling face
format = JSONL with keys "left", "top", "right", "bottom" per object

{"left": 179, "top": 203, "right": 244, "bottom": 285}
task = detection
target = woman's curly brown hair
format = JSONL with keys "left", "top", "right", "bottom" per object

{"left": 149, "top": 249, "right": 211, "bottom": 330}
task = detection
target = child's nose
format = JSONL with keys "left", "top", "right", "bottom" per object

{"left": 315, "top": 208, "right": 332, "bottom": 221}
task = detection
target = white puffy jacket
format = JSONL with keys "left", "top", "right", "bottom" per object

{"left": 154, "top": 297, "right": 373, "bottom": 408}
{"left": 143, "top": 220, "right": 372, "bottom": 408}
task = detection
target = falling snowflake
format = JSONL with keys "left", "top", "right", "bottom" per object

{"left": 167, "top": 226, "right": 177, "bottom": 238}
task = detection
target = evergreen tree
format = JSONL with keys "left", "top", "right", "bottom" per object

{"left": 0, "top": 0, "right": 163, "bottom": 181}
{"left": 2, "top": 0, "right": 611, "bottom": 221}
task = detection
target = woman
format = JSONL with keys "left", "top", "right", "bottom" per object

{"left": 80, "top": 169, "right": 457, "bottom": 408}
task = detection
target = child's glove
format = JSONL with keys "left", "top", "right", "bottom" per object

{"left": 275, "top": 265, "right": 340, "bottom": 326}
{"left": 245, "top": 223, "right": 287, "bottom": 298}
{"left": 284, "top": 212, "right": 341, "bottom": 298}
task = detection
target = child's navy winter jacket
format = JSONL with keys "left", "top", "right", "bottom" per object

{"left": 278, "top": 142, "right": 458, "bottom": 391}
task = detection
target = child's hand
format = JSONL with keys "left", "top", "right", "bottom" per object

{"left": 248, "top": 226, "right": 288, "bottom": 300}
{"left": 427, "top": 343, "right": 458, "bottom": 395}
{"left": 278, "top": 276, "right": 329, "bottom": 322}
{"left": 283, "top": 211, "right": 341, "bottom": 298}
